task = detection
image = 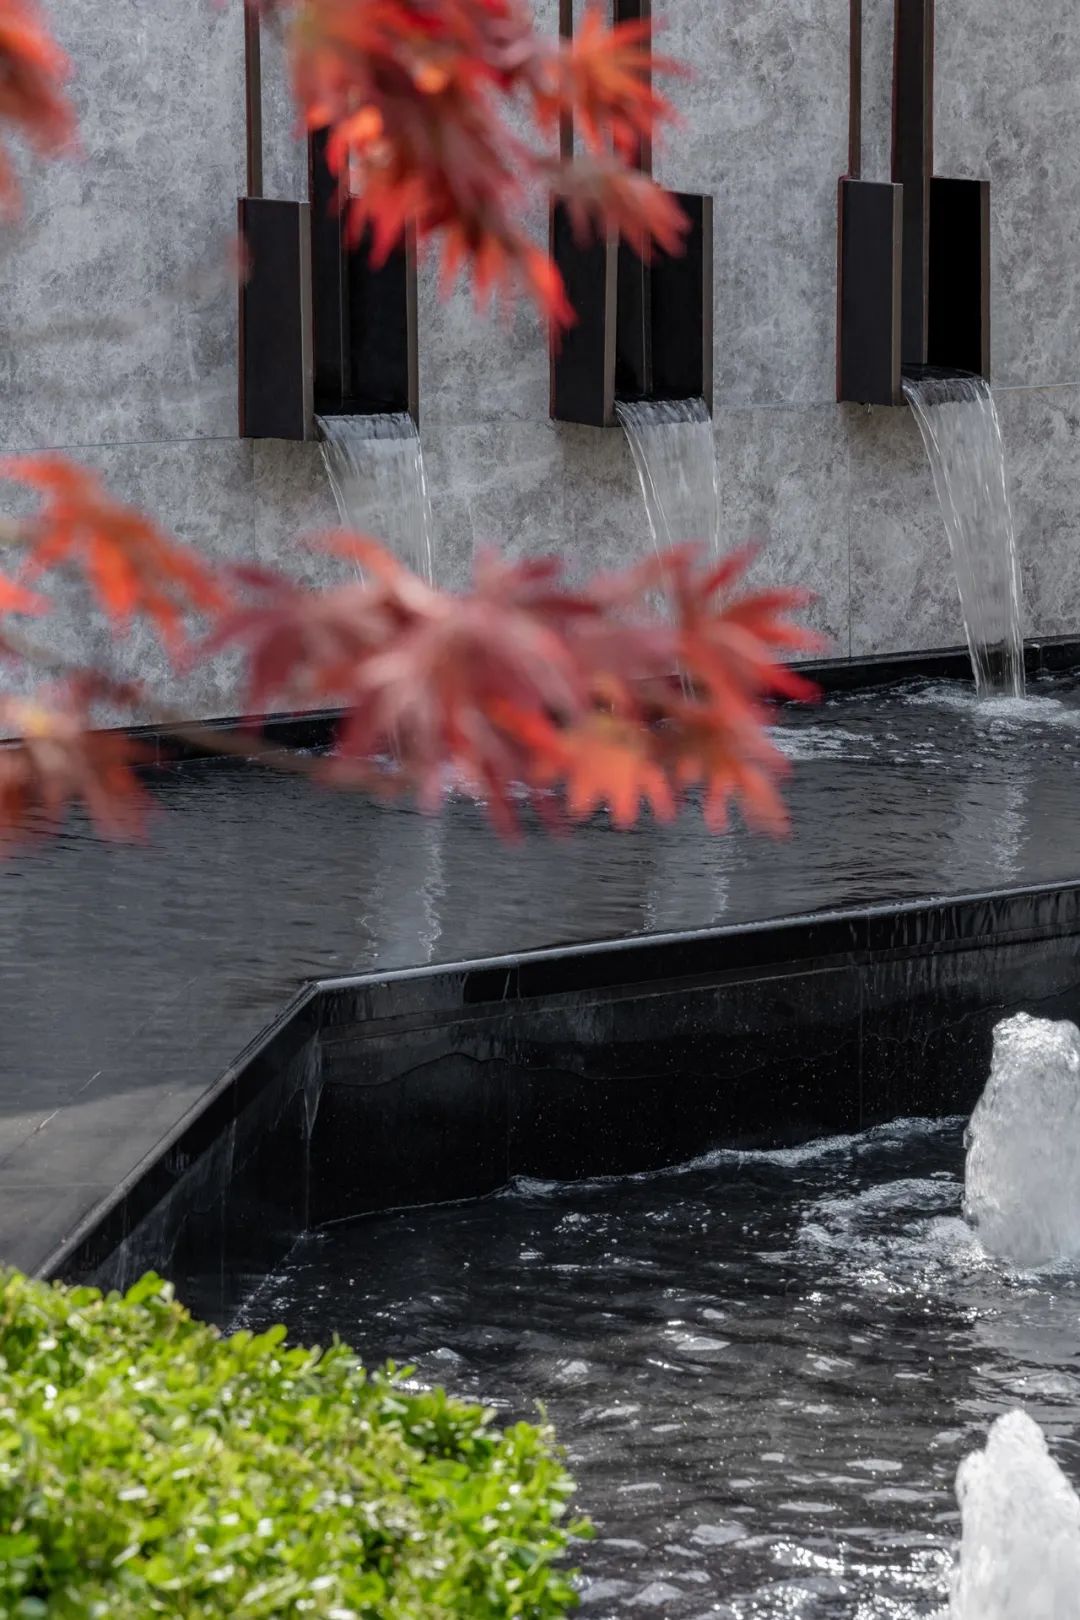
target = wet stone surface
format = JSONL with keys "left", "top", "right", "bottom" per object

{"left": 240, "top": 1119, "right": 1080, "bottom": 1618}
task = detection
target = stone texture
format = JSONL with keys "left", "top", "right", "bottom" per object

{"left": 654, "top": 0, "right": 848, "bottom": 408}
{"left": 259, "top": 18, "right": 307, "bottom": 204}
{"left": 997, "top": 386, "right": 1080, "bottom": 637}
{"left": 848, "top": 401, "right": 965, "bottom": 655}
{"left": 860, "top": 0, "right": 894, "bottom": 186}
{"left": 936, "top": 0, "right": 1080, "bottom": 390}
{"left": 422, "top": 421, "right": 568, "bottom": 580}
{"left": 717, "top": 405, "right": 851, "bottom": 656}
{"left": 0, "top": 0, "right": 245, "bottom": 450}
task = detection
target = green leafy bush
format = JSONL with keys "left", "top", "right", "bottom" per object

{"left": 0, "top": 1270, "right": 586, "bottom": 1618}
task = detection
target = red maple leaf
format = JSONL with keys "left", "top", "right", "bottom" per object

{"left": 260, "top": 0, "right": 683, "bottom": 326}
{"left": 0, "top": 0, "right": 76, "bottom": 212}
{"left": 0, "top": 691, "right": 150, "bottom": 849}
{"left": 0, "top": 456, "right": 230, "bottom": 659}
{"left": 551, "top": 156, "right": 687, "bottom": 260}
{"left": 533, "top": 7, "right": 682, "bottom": 161}
{"left": 205, "top": 534, "right": 820, "bottom": 838}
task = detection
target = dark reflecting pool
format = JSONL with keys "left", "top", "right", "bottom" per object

{"left": 16, "top": 672, "right": 1080, "bottom": 1272}
{"left": 239, "top": 1119, "right": 1080, "bottom": 1618}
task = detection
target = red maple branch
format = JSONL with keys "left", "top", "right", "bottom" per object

{"left": 257, "top": 0, "right": 686, "bottom": 324}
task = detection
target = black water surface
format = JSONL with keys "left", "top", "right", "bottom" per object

{"left": 240, "top": 1119, "right": 1080, "bottom": 1618}
{"left": 11, "top": 674, "right": 1080, "bottom": 1267}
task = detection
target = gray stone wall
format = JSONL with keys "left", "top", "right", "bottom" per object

{"left": 4, "top": 0, "right": 1080, "bottom": 717}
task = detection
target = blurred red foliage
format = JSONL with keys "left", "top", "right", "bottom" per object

{"left": 204, "top": 537, "right": 821, "bottom": 836}
{"left": 0, "top": 691, "right": 150, "bottom": 848}
{"left": 258, "top": 0, "right": 686, "bottom": 322}
{"left": 0, "top": 457, "right": 229, "bottom": 659}
{"left": 0, "top": 0, "right": 75, "bottom": 211}
{"left": 0, "top": 1, "right": 821, "bottom": 849}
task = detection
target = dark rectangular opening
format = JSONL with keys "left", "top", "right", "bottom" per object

{"left": 309, "top": 132, "right": 418, "bottom": 419}
{"left": 650, "top": 191, "right": 713, "bottom": 406}
{"left": 927, "top": 176, "right": 991, "bottom": 379}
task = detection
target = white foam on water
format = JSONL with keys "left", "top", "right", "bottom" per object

{"left": 950, "top": 1411, "right": 1080, "bottom": 1619}
{"left": 508, "top": 1117, "right": 957, "bottom": 1200}
{"left": 964, "top": 1013, "right": 1080, "bottom": 1267}
{"left": 900, "top": 685, "right": 1078, "bottom": 729}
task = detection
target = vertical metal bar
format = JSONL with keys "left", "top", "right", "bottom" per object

{"left": 892, "top": 0, "right": 934, "bottom": 366}
{"left": 612, "top": 0, "right": 651, "bottom": 397}
{"left": 244, "top": 3, "right": 264, "bottom": 199}
{"left": 613, "top": 0, "right": 652, "bottom": 176}
{"left": 848, "top": 0, "right": 862, "bottom": 179}
{"left": 405, "top": 223, "right": 420, "bottom": 425}
{"left": 558, "top": 0, "right": 574, "bottom": 161}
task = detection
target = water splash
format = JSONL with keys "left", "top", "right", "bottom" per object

{"left": 964, "top": 1013, "right": 1080, "bottom": 1267}
{"left": 902, "top": 371, "right": 1025, "bottom": 698}
{"left": 951, "top": 1411, "right": 1080, "bottom": 1618}
{"left": 615, "top": 397, "right": 719, "bottom": 561}
{"left": 317, "top": 412, "right": 435, "bottom": 584}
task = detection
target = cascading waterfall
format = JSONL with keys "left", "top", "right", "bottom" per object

{"left": 615, "top": 397, "right": 720, "bottom": 560}
{"left": 902, "top": 372, "right": 1025, "bottom": 698}
{"left": 317, "top": 412, "right": 435, "bottom": 585}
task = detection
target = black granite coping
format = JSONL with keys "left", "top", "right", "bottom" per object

{"left": 49, "top": 873, "right": 1080, "bottom": 1317}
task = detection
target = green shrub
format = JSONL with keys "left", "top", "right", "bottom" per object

{"left": 0, "top": 1270, "right": 587, "bottom": 1619}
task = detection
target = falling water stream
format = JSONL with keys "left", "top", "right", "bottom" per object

{"left": 902, "top": 372, "right": 1025, "bottom": 698}
{"left": 317, "top": 411, "right": 436, "bottom": 584}
{"left": 615, "top": 397, "right": 720, "bottom": 560}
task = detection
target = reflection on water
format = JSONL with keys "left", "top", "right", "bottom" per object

{"left": 240, "top": 1118, "right": 1080, "bottom": 1617}
{"left": 9, "top": 674, "right": 1080, "bottom": 1202}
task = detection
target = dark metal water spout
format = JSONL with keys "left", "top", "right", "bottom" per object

{"left": 550, "top": 0, "right": 713, "bottom": 427}
{"left": 837, "top": 0, "right": 990, "bottom": 405}
{"left": 308, "top": 136, "right": 419, "bottom": 422}
{"left": 238, "top": 5, "right": 313, "bottom": 440}
{"left": 237, "top": 9, "right": 417, "bottom": 441}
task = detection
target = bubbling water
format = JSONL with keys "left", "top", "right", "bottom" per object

{"left": 951, "top": 1411, "right": 1080, "bottom": 1619}
{"left": 964, "top": 1013, "right": 1080, "bottom": 1267}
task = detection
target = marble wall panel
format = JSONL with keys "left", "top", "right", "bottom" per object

{"left": 653, "top": 0, "right": 849, "bottom": 408}
{"left": 0, "top": 0, "right": 245, "bottom": 450}
{"left": 0, "top": 0, "right": 1077, "bottom": 718}
{"left": 848, "top": 400, "right": 966, "bottom": 656}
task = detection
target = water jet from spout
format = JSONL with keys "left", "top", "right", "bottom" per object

{"left": 615, "top": 397, "right": 720, "bottom": 563}
{"left": 902, "top": 371, "right": 1024, "bottom": 698}
{"left": 317, "top": 412, "right": 435, "bottom": 585}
